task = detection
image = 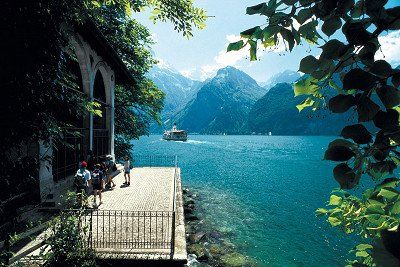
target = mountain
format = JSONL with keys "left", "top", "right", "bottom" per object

{"left": 262, "top": 70, "right": 301, "bottom": 90}
{"left": 147, "top": 66, "right": 202, "bottom": 131}
{"left": 248, "top": 83, "right": 354, "bottom": 135}
{"left": 173, "top": 66, "right": 268, "bottom": 134}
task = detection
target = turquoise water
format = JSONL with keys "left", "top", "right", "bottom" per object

{"left": 132, "top": 135, "right": 357, "bottom": 266}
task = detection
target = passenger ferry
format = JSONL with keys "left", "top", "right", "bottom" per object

{"left": 163, "top": 124, "right": 188, "bottom": 141}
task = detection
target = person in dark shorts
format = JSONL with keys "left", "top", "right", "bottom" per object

{"left": 74, "top": 161, "right": 91, "bottom": 206}
{"left": 91, "top": 164, "right": 104, "bottom": 206}
{"left": 123, "top": 156, "right": 131, "bottom": 186}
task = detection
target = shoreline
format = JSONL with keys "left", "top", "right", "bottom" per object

{"left": 182, "top": 187, "right": 259, "bottom": 267}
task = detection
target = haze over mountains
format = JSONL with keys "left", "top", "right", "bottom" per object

{"left": 149, "top": 65, "right": 351, "bottom": 135}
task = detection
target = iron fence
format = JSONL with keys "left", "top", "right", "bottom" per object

{"left": 69, "top": 209, "right": 175, "bottom": 251}
{"left": 65, "top": 156, "right": 180, "bottom": 256}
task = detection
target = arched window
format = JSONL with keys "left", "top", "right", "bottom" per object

{"left": 92, "top": 70, "right": 109, "bottom": 158}
{"left": 93, "top": 70, "right": 106, "bottom": 103}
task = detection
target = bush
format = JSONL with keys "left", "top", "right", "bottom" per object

{"left": 44, "top": 208, "right": 96, "bottom": 267}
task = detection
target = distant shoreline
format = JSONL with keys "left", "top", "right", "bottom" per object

{"left": 147, "top": 133, "right": 339, "bottom": 137}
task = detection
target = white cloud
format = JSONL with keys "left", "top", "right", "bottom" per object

{"left": 178, "top": 33, "right": 290, "bottom": 81}
{"left": 179, "top": 68, "right": 196, "bottom": 79}
{"left": 156, "top": 58, "right": 175, "bottom": 70}
{"left": 376, "top": 30, "right": 400, "bottom": 66}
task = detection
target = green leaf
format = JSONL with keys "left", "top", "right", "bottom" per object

{"left": 369, "top": 161, "right": 396, "bottom": 180}
{"left": 328, "top": 216, "right": 342, "bottom": 226}
{"left": 320, "top": 39, "right": 346, "bottom": 60}
{"left": 227, "top": 40, "right": 244, "bottom": 52}
{"left": 390, "top": 200, "right": 400, "bottom": 215}
{"left": 262, "top": 25, "right": 281, "bottom": 40}
{"left": 328, "top": 139, "right": 355, "bottom": 149}
{"left": 370, "top": 60, "right": 393, "bottom": 78}
{"left": 333, "top": 163, "right": 358, "bottom": 189}
{"left": 296, "top": 8, "right": 313, "bottom": 24}
{"left": 378, "top": 187, "right": 400, "bottom": 200}
{"left": 240, "top": 26, "right": 261, "bottom": 38}
{"left": 299, "top": 20, "right": 320, "bottom": 44}
{"left": 249, "top": 40, "right": 257, "bottom": 61}
{"left": 299, "top": 55, "right": 319, "bottom": 74}
{"left": 375, "top": 178, "right": 400, "bottom": 191}
{"left": 373, "top": 109, "right": 399, "bottom": 130}
{"left": 392, "top": 72, "right": 400, "bottom": 88}
{"left": 343, "top": 21, "right": 372, "bottom": 46}
{"left": 322, "top": 16, "right": 342, "bottom": 37}
{"left": 316, "top": 208, "right": 328, "bottom": 216}
{"left": 355, "top": 250, "right": 369, "bottom": 258}
{"left": 366, "top": 203, "right": 385, "bottom": 215}
{"left": 296, "top": 97, "right": 315, "bottom": 112}
{"left": 246, "top": 3, "right": 266, "bottom": 15}
{"left": 329, "top": 195, "right": 343, "bottom": 206}
{"left": 357, "top": 97, "right": 380, "bottom": 122}
{"left": 343, "top": 68, "right": 378, "bottom": 91}
{"left": 294, "top": 77, "right": 319, "bottom": 96}
{"left": 328, "top": 94, "right": 355, "bottom": 113}
{"left": 356, "top": 244, "right": 373, "bottom": 251}
{"left": 282, "top": 0, "right": 297, "bottom": 5}
{"left": 376, "top": 85, "right": 400, "bottom": 109}
{"left": 280, "top": 28, "right": 295, "bottom": 51}
{"left": 324, "top": 145, "right": 355, "bottom": 162}
{"left": 341, "top": 124, "right": 372, "bottom": 144}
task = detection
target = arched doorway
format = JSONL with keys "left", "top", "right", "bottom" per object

{"left": 53, "top": 54, "right": 86, "bottom": 181}
{"left": 93, "top": 70, "right": 109, "bottom": 159}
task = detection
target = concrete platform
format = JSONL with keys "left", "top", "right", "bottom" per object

{"left": 11, "top": 166, "right": 187, "bottom": 266}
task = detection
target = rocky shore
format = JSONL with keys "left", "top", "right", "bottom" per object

{"left": 183, "top": 188, "right": 259, "bottom": 267}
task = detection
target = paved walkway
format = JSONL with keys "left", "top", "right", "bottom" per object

{"left": 11, "top": 167, "right": 187, "bottom": 264}
{"left": 85, "top": 167, "right": 178, "bottom": 258}
{"left": 96, "top": 167, "right": 176, "bottom": 211}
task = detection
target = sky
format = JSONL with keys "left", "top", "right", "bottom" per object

{"left": 135, "top": 1, "right": 400, "bottom": 83}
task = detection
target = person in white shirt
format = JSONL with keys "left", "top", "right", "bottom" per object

{"left": 123, "top": 156, "right": 131, "bottom": 186}
{"left": 74, "top": 161, "right": 91, "bottom": 206}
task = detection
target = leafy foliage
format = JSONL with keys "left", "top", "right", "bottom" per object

{"left": 233, "top": 0, "right": 400, "bottom": 265}
{"left": 44, "top": 206, "right": 96, "bottom": 267}
{"left": 1, "top": 0, "right": 204, "bottom": 201}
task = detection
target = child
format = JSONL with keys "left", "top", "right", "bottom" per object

{"left": 123, "top": 156, "right": 131, "bottom": 186}
{"left": 91, "top": 164, "right": 104, "bottom": 206}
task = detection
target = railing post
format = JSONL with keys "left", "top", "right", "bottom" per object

{"left": 88, "top": 209, "right": 93, "bottom": 249}
{"left": 170, "top": 211, "right": 176, "bottom": 259}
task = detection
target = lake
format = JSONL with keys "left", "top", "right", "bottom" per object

{"left": 132, "top": 135, "right": 357, "bottom": 266}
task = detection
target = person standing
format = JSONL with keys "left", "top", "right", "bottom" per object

{"left": 123, "top": 156, "right": 131, "bottom": 186}
{"left": 105, "top": 155, "right": 116, "bottom": 188}
{"left": 73, "top": 161, "right": 91, "bottom": 207}
{"left": 91, "top": 164, "right": 104, "bottom": 206}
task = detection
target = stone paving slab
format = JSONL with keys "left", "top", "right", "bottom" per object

{"left": 12, "top": 167, "right": 185, "bottom": 264}
{"left": 85, "top": 167, "right": 177, "bottom": 258}
{"left": 95, "top": 167, "right": 176, "bottom": 211}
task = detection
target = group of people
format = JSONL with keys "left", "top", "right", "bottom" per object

{"left": 73, "top": 154, "right": 132, "bottom": 207}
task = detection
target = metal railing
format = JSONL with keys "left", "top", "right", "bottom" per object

{"left": 72, "top": 155, "right": 180, "bottom": 257}
{"left": 74, "top": 209, "right": 175, "bottom": 250}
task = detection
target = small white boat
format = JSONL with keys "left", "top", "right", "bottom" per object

{"left": 163, "top": 124, "right": 188, "bottom": 141}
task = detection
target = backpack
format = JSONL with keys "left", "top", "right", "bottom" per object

{"left": 74, "top": 169, "right": 86, "bottom": 188}
{"left": 92, "top": 170, "right": 102, "bottom": 185}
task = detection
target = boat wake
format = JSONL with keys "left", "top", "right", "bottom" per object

{"left": 185, "top": 140, "right": 210, "bottom": 145}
